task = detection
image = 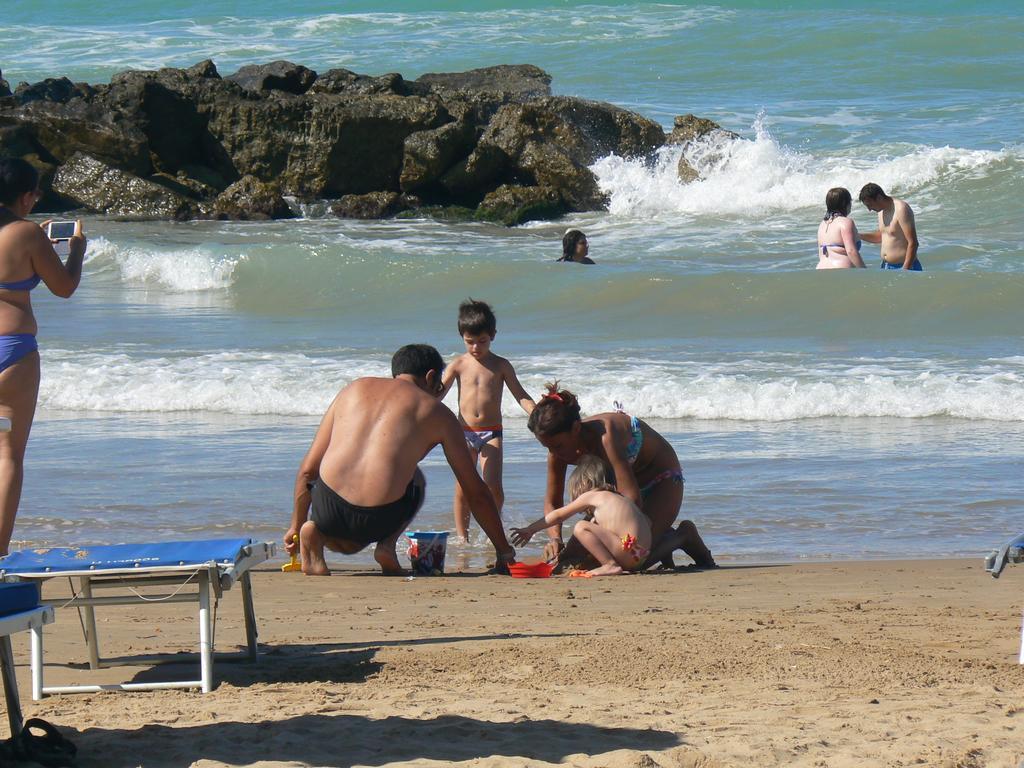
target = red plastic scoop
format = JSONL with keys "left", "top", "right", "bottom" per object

{"left": 507, "top": 561, "right": 555, "bottom": 579}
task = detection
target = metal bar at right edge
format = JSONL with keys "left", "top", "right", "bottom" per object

{"left": 1019, "top": 607, "right": 1024, "bottom": 665}
{"left": 198, "top": 570, "right": 212, "bottom": 692}
{"left": 42, "top": 680, "right": 203, "bottom": 694}
{"left": 30, "top": 621, "right": 43, "bottom": 701}
{"left": 0, "top": 635, "right": 23, "bottom": 736}
{"left": 79, "top": 576, "right": 101, "bottom": 670}
{"left": 241, "top": 571, "right": 257, "bottom": 660}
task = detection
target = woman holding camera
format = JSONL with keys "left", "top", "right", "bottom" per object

{"left": 0, "top": 157, "right": 86, "bottom": 555}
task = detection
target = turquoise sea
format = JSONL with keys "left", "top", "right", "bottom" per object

{"left": 3, "top": 1, "right": 1023, "bottom": 565}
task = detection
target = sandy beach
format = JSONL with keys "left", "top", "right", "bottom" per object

{"left": 4, "top": 558, "right": 1022, "bottom": 767}
{"left": 3, "top": 1, "right": 1023, "bottom": 766}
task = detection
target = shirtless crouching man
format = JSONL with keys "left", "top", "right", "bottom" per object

{"left": 858, "top": 183, "right": 921, "bottom": 271}
{"left": 286, "top": 344, "right": 516, "bottom": 575}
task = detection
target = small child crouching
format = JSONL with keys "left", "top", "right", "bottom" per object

{"left": 510, "top": 456, "right": 651, "bottom": 577}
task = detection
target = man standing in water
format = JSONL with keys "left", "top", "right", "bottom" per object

{"left": 858, "top": 183, "right": 921, "bottom": 270}
{"left": 286, "top": 344, "right": 516, "bottom": 575}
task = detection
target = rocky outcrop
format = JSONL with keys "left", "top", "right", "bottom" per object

{"left": 213, "top": 175, "right": 295, "bottom": 220}
{"left": 1, "top": 96, "right": 152, "bottom": 176}
{"left": 0, "top": 60, "right": 727, "bottom": 224}
{"left": 310, "top": 69, "right": 421, "bottom": 97}
{"left": 666, "top": 114, "right": 736, "bottom": 145}
{"left": 14, "top": 77, "right": 94, "bottom": 105}
{"left": 667, "top": 114, "right": 738, "bottom": 184}
{"left": 437, "top": 97, "right": 663, "bottom": 211}
{"left": 416, "top": 64, "right": 552, "bottom": 100}
{"left": 332, "top": 192, "right": 419, "bottom": 219}
{"left": 476, "top": 184, "right": 564, "bottom": 226}
{"left": 677, "top": 157, "right": 700, "bottom": 184}
{"left": 225, "top": 61, "right": 317, "bottom": 95}
{"left": 51, "top": 152, "right": 199, "bottom": 220}
{"left": 400, "top": 119, "right": 477, "bottom": 194}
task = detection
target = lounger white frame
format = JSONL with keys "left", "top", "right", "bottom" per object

{"left": 0, "top": 606, "right": 54, "bottom": 736}
{"left": 2, "top": 541, "right": 274, "bottom": 698}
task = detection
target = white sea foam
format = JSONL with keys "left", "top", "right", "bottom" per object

{"left": 574, "top": 372, "right": 1024, "bottom": 421}
{"left": 85, "top": 237, "right": 244, "bottom": 291}
{"left": 37, "top": 349, "right": 1024, "bottom": 421}
{"left": 39, "top": 350, "right": 387, "bottom": 415}
{"left": 285, "top": 7, "right": 733, "bottom": 44}
{"left": 3, "top": 5, "right": 733, "bottom": 82}
{"left": 592, "top": 114, "right": 1016, "bottom": 218}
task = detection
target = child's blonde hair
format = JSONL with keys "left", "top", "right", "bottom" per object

{"left": 568, "top": 455, "right": 616, "bottom": 500}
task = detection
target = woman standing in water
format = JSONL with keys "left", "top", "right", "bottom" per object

{"left": 528, "top": 383, "right": 715, "bottom": 570}
{"left": 0, "top": 158, "right": 86, "bottom": 555}
{"left": 816, "top": 187, "right": 865, "bottom": 269}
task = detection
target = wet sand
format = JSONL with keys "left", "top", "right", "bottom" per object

{"left": 7, "top": 558, "right": 1024, "bottom": 767}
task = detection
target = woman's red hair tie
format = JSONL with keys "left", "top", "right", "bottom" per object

{"left": 544, "top": 393, "right": 564, "bottom": 403}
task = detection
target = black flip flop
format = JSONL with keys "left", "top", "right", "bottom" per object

{"left": 15, "top": 718, "right": 77, "bottom": 767}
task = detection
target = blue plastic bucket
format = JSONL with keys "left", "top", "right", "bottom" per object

{"left": 406, "top": 531, "right": 449, "bottom": 575}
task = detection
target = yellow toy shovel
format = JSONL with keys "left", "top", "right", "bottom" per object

{"left": 282, "top": 534, "right": 301, "bottom": 572}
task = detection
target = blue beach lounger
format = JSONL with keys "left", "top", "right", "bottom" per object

{"left": 0, "top": 538, "right": 274, "bottom": 697}
{"left": 985, "top": 530, "right": 1024, "bottom": 664}
{"left": 0, "top": 583, "right": 54, "bottom": 736}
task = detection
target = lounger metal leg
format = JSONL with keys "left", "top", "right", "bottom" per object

{"left": 198, "top": 570, "right": 213, "bottom": 693}
{"left": 30, "top": 622, "right": 43, "bottom": 701}
{"left": 0, "top": 635, "right": 23, "bottom": 737}
{"left": 241, "top": 571, "right": 258, "bottom": 660}
{"left": 1019, "top": 607, "right": 1024, "bottom": 665}
{"left": 79, "top": 576, "right": 101, "bottom": 670}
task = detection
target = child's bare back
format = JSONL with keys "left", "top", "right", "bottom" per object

{"left": 586, "top": 490, "right": 651, "bottom": 550}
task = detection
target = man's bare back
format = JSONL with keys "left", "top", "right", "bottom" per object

{"left": 286, "top": 345, "right": 515, "bottom": 575}
{"left": 319, "top": 376, "right": 450, "bottom": 506}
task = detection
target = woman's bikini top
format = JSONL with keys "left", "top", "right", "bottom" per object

{"left": 613, "top": 402, "right": 644, "bottom": 464}
{"left": 820, "top": 240, "right": 862, "bottom": 256}
{"left": 0, "top": 274, "right": 41, "bottom": 291}
{"left": 624, "top": 416, "right": 643, "bottom": 463}
{"left": 820, "top": 213, "right": 860, "bottom": 256}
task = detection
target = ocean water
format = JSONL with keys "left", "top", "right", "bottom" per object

{"left": 4, "top": 1, "right": 1023, "bottom": 565}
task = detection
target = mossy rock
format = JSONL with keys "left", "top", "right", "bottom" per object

{"left": 474, "top": 183, "right": 566, "bottom": 226}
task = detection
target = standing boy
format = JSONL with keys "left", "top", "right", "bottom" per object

{"left": 441, "top": 299, "right": 535, "bottom": 541}
{"left": 858, "top": 183, "right": 921, "bottom": 270}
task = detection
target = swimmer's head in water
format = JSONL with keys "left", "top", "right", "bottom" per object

{"left": 561, "top": 229, "right": 588, "bottom": 260}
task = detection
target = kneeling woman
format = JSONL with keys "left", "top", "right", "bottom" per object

{"left": 528, "top": 384, "right": 715, "bottom": 569}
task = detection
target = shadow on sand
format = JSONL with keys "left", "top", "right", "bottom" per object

{"left": 47, "top": 631, "right": 585, "bottom": 688}
{"left": 69, "top": 712, "right": 682, "bottom": 768}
